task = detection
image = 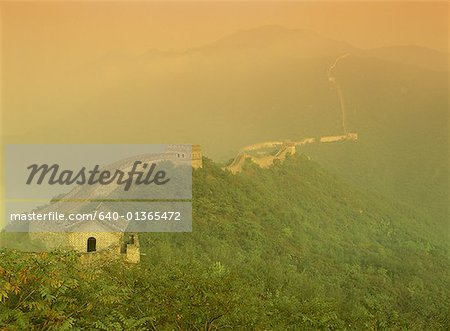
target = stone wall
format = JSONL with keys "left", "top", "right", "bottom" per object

{"left": 125, "top": 234, "right": 140, "bottom": 264}
{"left": 28, "top": 231, "right": 141, "bottom": 264}
{"left": 192, "top": 144, "right": 203, "bottom": 169}
{"left": 320, "top": 132, "right": 358, "bottom": 143}
{"left": 79, "top": 244, "right": 122, "bottom": 264}
{"left": 225, "top": 143, "right": 296, "bottom": 174}
{"left": 67, "top": 232, "right": 123, "bottom": 253}
{"left": 28, "top": 232, "right": 68, "bottom": 250}
{"left": 225, "top": 133, "right": 358, "bottom": 174}
{"left": 165, "top": 144, "right": 203, "bottom": 169}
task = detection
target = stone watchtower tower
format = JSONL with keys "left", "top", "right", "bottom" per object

{"left": 191, "top": 145, "right": 202, "bottom": 169}
{"left": 165, "top": 144, "right": 202, "bottom": 169}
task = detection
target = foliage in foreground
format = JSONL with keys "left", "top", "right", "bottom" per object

{"left": 1, "top": 156, "right": 449, "bottom": 330}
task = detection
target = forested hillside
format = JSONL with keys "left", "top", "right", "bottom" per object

{"left": 300, "top": 55, "right": 448, "bottom": 231}
{"left": 1, "top": 156, "right": 449, "bottom": 330}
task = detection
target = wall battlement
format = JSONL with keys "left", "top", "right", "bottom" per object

{"left": 224, "top": 133, "right": 358, "bottom": 174}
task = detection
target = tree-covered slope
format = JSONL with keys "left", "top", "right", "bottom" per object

{"left": 300, "top": 56, "right": 448, "bottom": 231}
{"left": 1, "top": 156, "right": 449, "bottom": 330}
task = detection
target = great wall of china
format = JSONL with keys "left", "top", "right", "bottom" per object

{"left": 224, "top": 132, "right": 358, "bottom": 174}
{"left": 224, "top": 53, "right": 357, "bottom": 174}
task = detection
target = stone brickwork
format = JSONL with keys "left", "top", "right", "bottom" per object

{"left": 225, "top": 133, "right": 358, "bottom": 174}
{"left": 166, "top": 144, "right": 203, "bottom": 169}
{"left": 67, "top": 232, "right": 123, "bottom": 253}
{"left": 125, "top": 234, "right": 140, "bottom": 264}
{"left": 29, "top": 232, "right": 68, "bottom": 250}
{"left": 191, "top": 145, "right": 203, "bottom": 169}
{"left": 28, "top": 231, "right": 140, "bottom": 264}
{"left": 79, "top": 244, "right": 122, "bottom": 264}
{"left": 320, "top": 132, "right": 358, "bottom": 143}
{"left": 225, "top": 142, "right": 296, "bottom": 174}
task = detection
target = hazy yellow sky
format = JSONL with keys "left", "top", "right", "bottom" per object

{"left": 0, "top": 1, "right": 448, "bottom": 136}
{"left": 1, "top": 1, "right": 448, "bottom": 66}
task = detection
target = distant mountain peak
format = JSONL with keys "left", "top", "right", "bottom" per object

{"left": 214, "top": 25, "right": 320, "bottom": 44}
{"left": 197, "top": 25, "right": 354, "bottom": 57}
{"left": 233, "top": 25, "right": 314, "bottom": 36}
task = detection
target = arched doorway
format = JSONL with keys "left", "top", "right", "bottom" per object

{"left": 87, "top": 237, "right": 96, "bottom": 252}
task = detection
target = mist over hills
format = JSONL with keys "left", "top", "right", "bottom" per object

{"left": 79, "top": 26, "right": 448, "bottom": 73}
{"left": 358, "top": 45, "right": 449, "bottom": 71}
{"left": 18, "top": 25, "right": 447, "bottom": 147}
{"left": 7, "top": 25, "right": 448, "bottom": 227}
{"left": 14, "top": 25, "right": 447, "bottom": 147}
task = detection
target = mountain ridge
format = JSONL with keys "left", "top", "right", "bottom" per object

{"left": 74, "top": 25, "right": 448, "bottom": 77}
